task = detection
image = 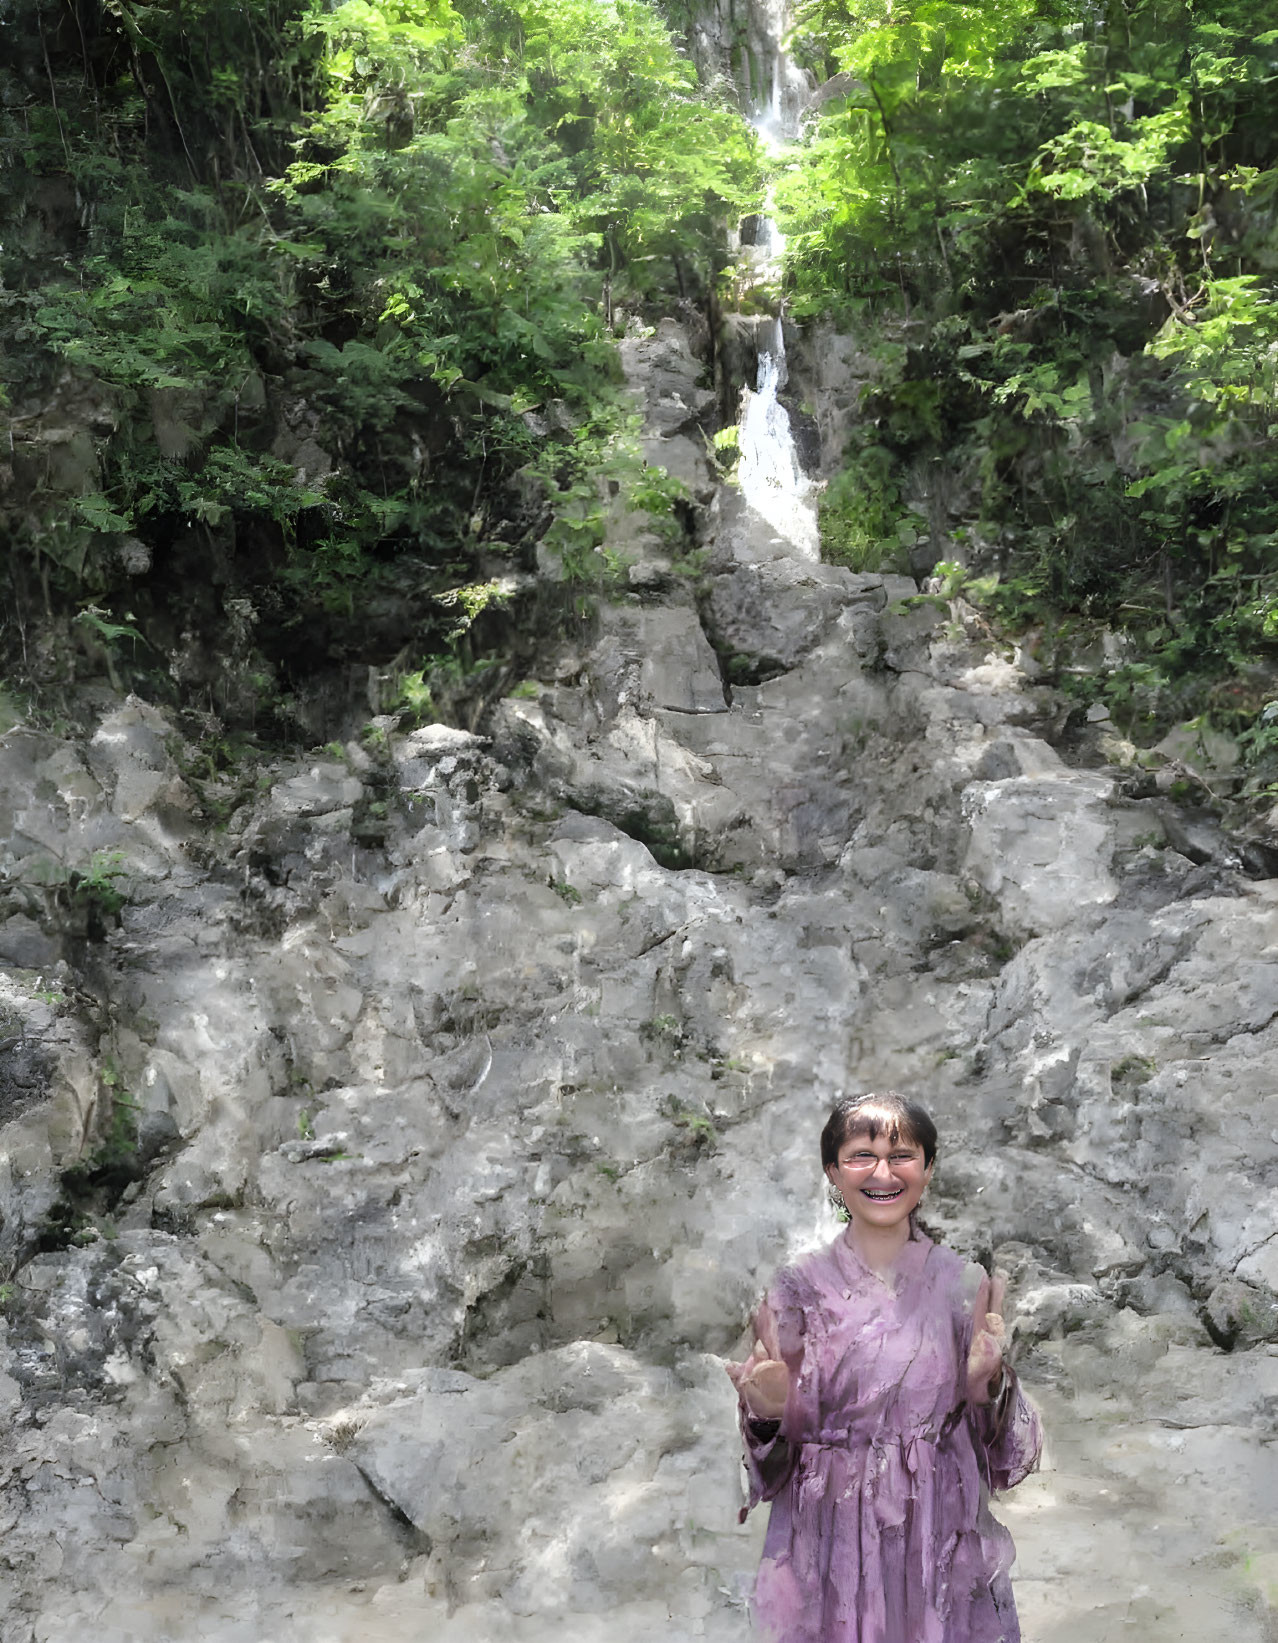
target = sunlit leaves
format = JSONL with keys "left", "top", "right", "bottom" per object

{"left": 1148, "top": 275, "right": 1278, "bottom": 413}
{"left": 991, "top": 364, "right": 1092, "bottom": 422}
{"left": 4, "top": 0, "right": 756, "bottom": 693}
{"left": 305, "top": 0, "right": 460, "bottom": 73}
{"left": 1023, "top": 106, "right": 1192, "bottom": 200}
{"left": 784, "top": 0, "right": 1278, "bottom": 764}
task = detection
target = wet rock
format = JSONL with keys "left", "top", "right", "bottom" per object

{"left": 1157, "top": 804, "right": 1243, "bottom": 868}
{"left": 348, "top": 1344, "right": 738, "bottom": 1615}
{"left": 700, "top": 561, "right": 885, "bottom": 678}
{"left": 0, "top": 1032, "right": 53, "bottom": 1128}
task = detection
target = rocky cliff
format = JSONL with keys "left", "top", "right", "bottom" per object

{"left": 1, "top": 314, "right": 1276, "bottom": 1642}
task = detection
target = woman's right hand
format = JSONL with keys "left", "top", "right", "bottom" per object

{"left": 724, "top": 1339, "right": 790, "bottom": 1421}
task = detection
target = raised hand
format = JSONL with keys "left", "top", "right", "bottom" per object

{"left": 725, "top": 1338, "right": 791, "bottom": 1421}
{"left": 966, "top": 1269, "right": 1007, "bottom": 1404}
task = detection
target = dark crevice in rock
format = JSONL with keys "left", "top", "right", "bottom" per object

{"left": 0, "top": 1035, "right": 54, "bottom": 1129}
{"left": 696, "top": 576, "right": 799, "bottom": 688}
{"left": 352, "top": 1466, "right": 434, "bottom": 1553}
{"left": 567, "top": 790, "right": 696, "bottom": 870}
{"left": 454, "top": 1253, "right": 551, "bottom": 1373}
{"left": 31, "top": 1092, "right": 180, "bottom": 1260}
{"left": 1199, "top": 1308, "right": 1239, "bottom": 1353}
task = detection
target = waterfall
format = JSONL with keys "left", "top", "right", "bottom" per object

{"left": 736, "top": 316, "right": 819, "bottom": 559}
{"left": 732, "top": 4, "right": 820, "bottom": 561}
{"left": 692, "top": 0, "right": 811, "bottom": 147}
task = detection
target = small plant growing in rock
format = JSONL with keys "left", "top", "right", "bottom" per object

{"left": 550, "top": 877, "right": 583, "bottom": 906}
{"left": 323, "top": 1414, "right": 366, "bottom": 1453}
{"left": 711, "top": 426, "right": 740, "bottom": 461}
{"left": 72, "top": 606, "right": 149, "bottom": 688}
{"left": 664, "top": 1094, "right": 717, "bottom": 1151}
{"left": 39, "top": 1064, "right": 144, "bottom": 1251}
{"left": 352, "top": 792, "right": 391, "bottom": 845}
{"left": 76, "top": 850, "right": 129, "bottom": 914}
{"left": 643, "top": 1014, "right": 684, "bottom": 1055}
{"left": 668, "top": 544, "right": 708, "bottom": 578}
{"left": 987, "top": 933, "right": 1017, "bottom": 965}
{"left": 69, "top": 850, "right": 132, "bottom": 940}
{"left": 395, "top": 670, "right": 435, "bottom": 724}
{"left": 23, "top": 850, "right": 133, "bottom": 942}
{"left": 89, "top": 1065, "right": 141, "bottom": 1174}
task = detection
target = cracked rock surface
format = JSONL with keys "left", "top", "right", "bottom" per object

{"left": 0, "top": 322, "right": 1276, "bottom": 1641}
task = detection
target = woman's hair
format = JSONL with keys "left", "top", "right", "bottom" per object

{"left": 820, "top": 1091, "right": 939, "bottom": 1170}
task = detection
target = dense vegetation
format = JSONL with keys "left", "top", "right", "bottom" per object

{"left": 0, "top": 0, "right": 757, "bottom": 732}
{"left": 4, "top": 0, "right": 1278, "bottom": 816}
{"left": 775, "top": 0, "right": 1278, "bottom": 798}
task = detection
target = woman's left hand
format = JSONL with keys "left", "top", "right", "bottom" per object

{"left": 725, "top": 1340, "right": 790, "bottom": 1421}
{"left": 966, "top": 1269, "right": 1007, "bottom": 1404}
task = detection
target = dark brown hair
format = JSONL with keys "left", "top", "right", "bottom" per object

{"left": 820, "top": 1091, "right": 939, "bottom": 1171}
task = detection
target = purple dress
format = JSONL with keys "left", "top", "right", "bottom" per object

{"left": 738, "top": 1231, "right": 1042, "bottom": 1643}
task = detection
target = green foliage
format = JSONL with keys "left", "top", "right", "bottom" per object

{"left": 0, "top": 0, "right": 760, "bottom": 717}
{"left": 664, "top": 1092, "right": 716, "bottom": 1149}
{"left": 394, "top": 671, "right": 436, "bottom": 723}
{"left": 90, "top": 1064, "right": 142, "bottom": 1172}
{"left": 72, "top": 850, "right": 132, "bottom": 924}
{"left": 781, "top": 0, "right": 1278, "bottom": 804}
{"left": 15, "top": 848, "right": 132, "bottom": 938}
{"left": 818, "top": 392, "right": 919, "bottom": 574}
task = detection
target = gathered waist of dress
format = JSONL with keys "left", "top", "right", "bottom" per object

{"left": 800, "top": 1404, "right": 967, "bottom": 1454}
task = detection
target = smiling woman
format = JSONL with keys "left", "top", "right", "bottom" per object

{"left": 726, "top": 1092, "right": 1042, "bottom": 1643}
{"left": 824, "top": 1099, "right": 936, "bottom": 1235}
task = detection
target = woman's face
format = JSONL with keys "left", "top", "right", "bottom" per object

{"left": 826, "top": 1127, "right": 933, "bottom": 1234}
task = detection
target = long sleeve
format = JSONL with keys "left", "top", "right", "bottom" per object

{"left": 739, "top": 1407, "right": 795, "bottom": 1521}
{"left": 973, "top": 1363, "right": 1042, "bottom": 1491}
{"left": 736, "top": 1293, "right": 801, "bottom": 1521}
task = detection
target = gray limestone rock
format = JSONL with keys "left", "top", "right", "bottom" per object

{"left": 1204, "top": 1277, "right": 1278, "bottom": 1348}
{"left": 0, "top": 315, "right": 1275, "bottom": 1643}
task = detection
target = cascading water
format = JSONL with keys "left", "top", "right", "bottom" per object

{"left": 730, "top": 2, "right": 820, "bottom": 560}
{"left": 736, "top": 315, "right": 819, "bottom": 558}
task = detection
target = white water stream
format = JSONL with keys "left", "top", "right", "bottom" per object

{"left": 734, "top": 35, "right": 820, "bottom": 561}
{"left": 736, "top": 315, "right": 820, "bottom": 558}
